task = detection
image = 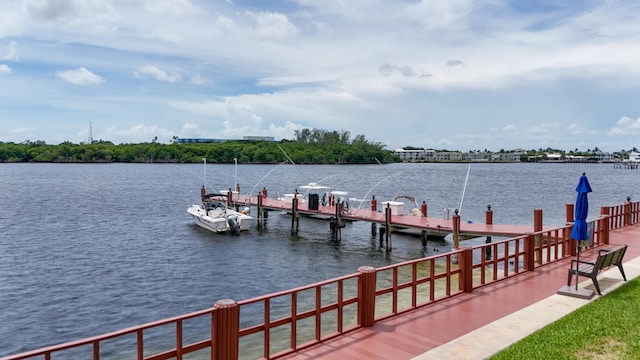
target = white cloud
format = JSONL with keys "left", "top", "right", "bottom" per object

{"left": 134, "top": 65, "right": 182, "bottom": 83}
{"left": 103, "top": 124, "right": 175, "bottom": 144}
{"left": 190, "top": 74, "right": 207, "bottom": 85}
{"left": 402, "top": 0, "right": 473, "bottom": 32}
{"left": 245, "top": 11, "right": 298, "bottom": 40}
{"left": 608, "top": 116, "right": 640, "bottom": 136}
{"left": 2, "top": 41, "right": 19, "bottom": 60}
{"left": 55, "top": 67, "right": 105, "bottom": 85}
{"left": 0, "top": 64, "right": 12, "bottom": 74}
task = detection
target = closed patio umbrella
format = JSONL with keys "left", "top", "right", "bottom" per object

{"left": 570, "top": 173, "right": 592, "bottom": 290}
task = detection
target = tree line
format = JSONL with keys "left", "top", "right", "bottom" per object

{"left": 0, "top": 129, "right": 399, "bottom": 164}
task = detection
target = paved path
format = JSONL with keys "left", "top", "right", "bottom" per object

{"left": 415, "top": 251, "right": 640, "bottom": 359}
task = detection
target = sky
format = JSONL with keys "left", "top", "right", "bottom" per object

{"left": 1, "top": 0, "right": 640, "bottom": 152}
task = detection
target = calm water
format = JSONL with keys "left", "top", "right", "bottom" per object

{"left": 0, "top": 162, "right": 638, "bottom": 356}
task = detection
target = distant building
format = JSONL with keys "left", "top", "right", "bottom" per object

{"left": 177, "top": 136, "right": 275, "bottom": 144}
{"left": 393, "top": 148, "right": 425, "bottom": 162}
{"left": 242, "top": 136, "right": 275, "bottom": 141}
{"left": 176, "top": 138, "right": 227, "bottom": 144}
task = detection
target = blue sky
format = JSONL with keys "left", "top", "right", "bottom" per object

{"left": 1, "top": 0, "right": 639, "bottom": 151}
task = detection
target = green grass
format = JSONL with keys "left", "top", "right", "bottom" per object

{"left": 490, "top": 278, "right": 640, "bottom": 360}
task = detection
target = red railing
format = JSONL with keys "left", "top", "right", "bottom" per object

{"left": 1, "top": 209, "right": 626, "bottom": 360}
{"left": 604, "top": 200, "right": 639, "bottom": 230}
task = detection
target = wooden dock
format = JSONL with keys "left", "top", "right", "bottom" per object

{"left": 233, "top": 194, "right": 551, "bottom": 239}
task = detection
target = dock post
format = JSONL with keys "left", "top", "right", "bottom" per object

{"left": 257, "top": 194, "right": 263, "bottom": 228}
{"left": 485, "top": 205, "right": 493, "bottom": 260}
{"left": 421, "top": 201, "right": 427, "bottom": 217}
{"left": 385, "top": 205, "right": 392, "bottom": 252}
{"left": 211, "top": 299, "right": 239, "bottom": 360}
{"left": 371, "top": 195, "right": 377, "bottom": 212}
{"left": 357, "top": 266, "right": 376, "bottom": 327}
{"left": 371, "top": 223, "right": 377, "bottom": 236}
{"left": 452, "top": 209, "right": 460, "bottom": 250}
{"left": 291, "top": 197, "right": 299, "bottom": 235}
{"left": 421, "top": 230, "right": 428, "bottom": 247}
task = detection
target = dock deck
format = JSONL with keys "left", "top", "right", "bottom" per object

{"left": 236, "top": 195, "right": 551, "bottom": 238}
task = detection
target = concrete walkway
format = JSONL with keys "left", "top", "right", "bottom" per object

{"left": 413, "top": 256, "right": 640, "bottom": 359}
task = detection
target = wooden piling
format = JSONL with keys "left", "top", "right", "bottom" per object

{"left": 257, "top": 194, "right": 263, "bottom": 228}
{"left": 291, "top": 197, "right": 298, "bottom": 235}
{"left": 452, "top": 212, "right": 460, "bottom": 250}
{"left": 384, "top": 205, "right": 391, "bottom": 251}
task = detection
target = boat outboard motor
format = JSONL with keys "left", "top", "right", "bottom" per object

{"left": 227, "top": 213, "right": 240, "bottom": 234}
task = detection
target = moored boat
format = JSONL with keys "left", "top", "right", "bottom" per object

{"left": 187, "top": 193, "right": 252, "bottom": 234}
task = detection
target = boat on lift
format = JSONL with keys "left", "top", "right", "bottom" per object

{"left": 187, "top": 193, "right": 252, "bottom": 234}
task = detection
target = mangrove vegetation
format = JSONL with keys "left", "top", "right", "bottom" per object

{"left": 0, "top": 128, "right": 399, "bottom": 164}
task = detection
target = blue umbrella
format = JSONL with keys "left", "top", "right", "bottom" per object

{"left": 570, "top": 173, "right": 592, "bottom": 290}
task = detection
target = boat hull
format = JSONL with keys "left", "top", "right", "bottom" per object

{"left": 187, "top": 204, "right": 252, "bottom": 233}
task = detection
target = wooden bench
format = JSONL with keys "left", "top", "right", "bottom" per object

{"left": 567, "top": 245, "right": 628, "bottom": 295}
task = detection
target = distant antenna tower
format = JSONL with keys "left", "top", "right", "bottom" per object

{"left": 89, "top": 121, "right": 94, "bottom": 144}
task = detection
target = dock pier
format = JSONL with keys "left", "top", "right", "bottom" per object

{"left": 232, "top": 189, "right": 556, "bottom": 247}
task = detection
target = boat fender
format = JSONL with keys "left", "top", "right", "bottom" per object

{"left": 242, "top": 207, "right": 250, "bottom": 215}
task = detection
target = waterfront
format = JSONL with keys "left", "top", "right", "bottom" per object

{"left": 0, "top": 162, "right": 638, "bottom": 357}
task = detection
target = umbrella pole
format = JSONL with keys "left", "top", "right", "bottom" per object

{"left": 575, "top": 241, "right": 580, "bottom": 291}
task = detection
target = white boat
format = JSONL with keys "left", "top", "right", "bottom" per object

{"left": 187, "top": 193, "right": 252, "bottom": 234}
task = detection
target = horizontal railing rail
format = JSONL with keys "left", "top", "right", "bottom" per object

{"left": 3, "top": 201, "right": 633, "bottom": 360}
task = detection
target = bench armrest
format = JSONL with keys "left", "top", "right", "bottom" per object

{"left": 598, "top": 249, "right": 612, "bottom": 255}
{"left": 571, "top": 259, "right": 595, "bottom": 266}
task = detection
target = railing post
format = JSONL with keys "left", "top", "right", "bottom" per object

{"left": 601, "top": 206, "right": 612, "bottom": 230}
{"left": 533, "top": 209, "right": 543, "bottom": 232}
{"left": 533, "top": 209, "right": 542, "bottom": 262}
{"left": 600, "top": 215, "right": 610, "bottom": 245}
{"left": 211, "top": 299, "right": 239, "bottom": 360}
{"left": 564, "top": 225, "right": 574, "bottom": 257}
{"left": 565, "top": 203, "right": 574, "bottom": 224}
{"left": 459, "top": 247, "right": 474, "bottom": 292}
{"left": 485, "top": 205, "right": 493, "bottom": 260}
{"left": 524, "top": 234, "right": 536, "bottom": 271}
{"left": 357, "top": 266, "right": 376, "bottom": 327}
{"left": 624, "top": 200, "right": 631, "bottom": 226}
